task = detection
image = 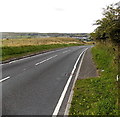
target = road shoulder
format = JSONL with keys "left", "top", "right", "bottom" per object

{"left": 65, "top": 47, "right": 98, "bottom": 116}
{"left": 78, "top": 48, "right": 98, "bottom": 79}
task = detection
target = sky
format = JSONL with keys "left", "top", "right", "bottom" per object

{"left": 0, "top": 0, "right": 120, "bottom": 33}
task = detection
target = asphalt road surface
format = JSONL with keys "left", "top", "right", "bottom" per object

{"left": 1, "top": 45, "right": 91, "bottom": 116}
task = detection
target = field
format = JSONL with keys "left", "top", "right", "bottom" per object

{"left": 1, "top": 37, "right": 83, "bottom": 61}
{"left": 69, "top": 43, "right": 119, "bottom": 115}
{"left": 2, "top": 37, "right": 82, "bottom": 47}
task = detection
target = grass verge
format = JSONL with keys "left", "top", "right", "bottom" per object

{"left": 1, "top": 43, "right": 82, "bottom": 61}
{"left": 69, "top": 43, "right": 119, "bottom": 115}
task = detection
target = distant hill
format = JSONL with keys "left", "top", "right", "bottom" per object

{"left": 2, "top": 32, "right": 89, "bottom": 39}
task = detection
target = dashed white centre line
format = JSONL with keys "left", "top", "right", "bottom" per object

{"left": 62, "top": 51, "right": 67, "bottom": 53}
{"left": 0, "top": 76, "right": 10, "bottom": 83}
{"left": 62, "top": 50, "right": 71, "bottom": 53}
{"left": 1, "top": 48, "right": 68, "bottom": 66}
{"left": 35, "top": 55, "right": 58, "bottom": 66}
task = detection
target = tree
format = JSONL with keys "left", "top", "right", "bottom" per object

{"left": 90, "top": 3, "right": 120, "bottom": 44}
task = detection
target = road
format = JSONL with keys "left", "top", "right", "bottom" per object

{"left": 1, "top": 45, "right": 90, "bottom": 116}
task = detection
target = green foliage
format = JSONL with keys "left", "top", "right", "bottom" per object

{"left": 90, "top": 3, "right": 120, "bottom": 44}
{"left": 69, "top": 44, "right": 119, "bottom": 115}
{"left": 1, "top": 43, "right": 82, "bottom": 61}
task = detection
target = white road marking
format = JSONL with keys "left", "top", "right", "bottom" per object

{"left": 0, "top": 76, "right": 10, "bottom": 83}
{"left": 63, "top": 51, "right": 68, "bottom": 53}
{"left": 64, "top": 48, "right": 87, "bottom": 115}
{"left": 9, "top": 61, "right": 15, "bottom": 64}
{"left": 35, "top": 55, "right": 58, "bottom": 66}
{"left": 52, "top": 48, "right": 88, "bottom": 117}
{"left": 1, "top": 48, "right": 67, "bottom": 66}
{"left": 62, "top": 50, "right": 71, "bottom": 53}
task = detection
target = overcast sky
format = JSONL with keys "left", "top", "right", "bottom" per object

{"left": 1, "top": 0, "right": 119, "bottom": 33}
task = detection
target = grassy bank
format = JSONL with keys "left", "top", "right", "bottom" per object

{"left": 69, "top": 43, "right": 119, "bottom": 115}
{"left": 1, "top": 43, "right": 82, "bottom": 61}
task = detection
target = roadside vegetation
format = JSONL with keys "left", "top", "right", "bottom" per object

{"left": 69, "top": 43, "right": 119, "bottom": 115}
{"left": 69, "top": 2, "right": 119, "bottom": 116}
{"left": 1, "top": 37, "right": 83, "bottom": 61}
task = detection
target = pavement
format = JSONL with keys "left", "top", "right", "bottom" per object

{"left": 1, "top": 45, "right": 94, "bottom": 116}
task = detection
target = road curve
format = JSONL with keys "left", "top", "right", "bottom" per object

{"left": 2, "top": 45, "right": 90, "bottom": 116}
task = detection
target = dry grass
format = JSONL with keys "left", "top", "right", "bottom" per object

{"left": 2, "top": 37, "right": 82, "bottom": 47}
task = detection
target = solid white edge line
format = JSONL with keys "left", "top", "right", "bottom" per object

{"left": 35, "top": 55, "right": 58, "bottom": 66}
{"left": 0, "top": 76, "right": 10, "bottom": 83}
{"left": 52, "top": 48, "right": 88, "bottom": 117}
{"left": 64, "top": 48, "right": 87, "bottom": 116}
